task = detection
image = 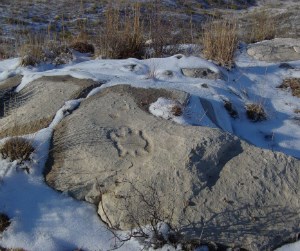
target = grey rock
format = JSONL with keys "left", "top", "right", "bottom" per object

{"left": 247, "top": 38, "right": 300, "bottom": 62}
{"left": 45, "top": 85, "right": 299, "bottom": 251}
{"left": 181, "top": 68, "right": 223, "bottom": 80}
{"left": 0, "top": 75, "right": 100, "bottom": 138}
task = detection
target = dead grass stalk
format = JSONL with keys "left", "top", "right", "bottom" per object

{"left": 202, "top": 19, "right": 238, "bottom": 68}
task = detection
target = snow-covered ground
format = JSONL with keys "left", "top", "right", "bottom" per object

{"left": 0, "top": 46, "right": 299, "bottom": 250}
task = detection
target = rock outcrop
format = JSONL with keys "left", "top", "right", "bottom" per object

{"left": 247, "top": 38, "right": 300, "bottom": 62}
{"left": 45, "top": 85, "right": 300, "bottom": 251}
{"left": 0, "top": 75, "right": 100, "bottom": 138}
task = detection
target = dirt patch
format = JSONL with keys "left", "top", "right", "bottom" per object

{"left": 278, "top": 78, "right": 300, "bottom": 98}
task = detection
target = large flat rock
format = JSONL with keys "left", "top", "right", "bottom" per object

{"left": 0, "top": 75, "right": 100, "bottom": 138}
{"left": 247, "top": 38, "right": 300, "bottom": 62}
{"left": 45, "top": 85, "right": 300, "bottom": 250}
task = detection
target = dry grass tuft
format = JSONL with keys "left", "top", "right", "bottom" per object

{"left": 19, "top": 34, "right": 44, "bottom": 66}
{"left": 278, "top": 78, "right": 300, "bottom": 98}
{"left": 0, "top": 43, "right": 13, "bottom": 60}
{"left": 202, "top": 19, "right": 238, "bottom": 68}
{"left": 171, "top": 104, "right": 183, "bottom": 116}
{"left": 0, "top": 213, "right": 10, "bottom": 233}
{"left": 245, "top": 103, "right": 266, "bottom": 122}
{"left": 97, "top": 3, "right": 144, "bottom": 59}
{"left": 0, "top": 137, "right": 34, "bottom": 163}
{"left": 246, "top": 9, "right": 276, "bottom": 43}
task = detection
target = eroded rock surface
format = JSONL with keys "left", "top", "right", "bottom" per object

{"left": 247, "top": 38, "right": 300, "bottom": 62}
{"left": 0, "top": 75, "right": 100, "bottom": 138}
{"left": 45, "top": 85, "right": 300, "bottom": 251}
{"left": 0, "top": 75, "right": 22, "bottom": 118}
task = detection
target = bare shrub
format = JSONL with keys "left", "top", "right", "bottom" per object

{"left": 245, "top": 103, "right": 266, "bottom": 122}
{"left": 202, "top": 19, "right": 238, "bottom": 68}
{"left": 0, "top": 213, "right": 10, "bottom": 233}
{"left": 0, "top": 137, "right": 34, "bottom": 163}
{"left": 246, "top": 9, "right": 276, "bottom": 43}
{"left": 96, "top": 3, "right": 145, "bottom": 59}
{"left": 99, "top": 179, "right": 191, "bottom": 250}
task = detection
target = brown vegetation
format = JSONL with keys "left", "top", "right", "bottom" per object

{"left": 246, "top": 9, "right": 276, "bottom": 43}
{"left": 245, "top": 103, "right": 266, "bottom": 122}
{"left": 278, "top": 78, "right": 300, "bottom": 98}
{"left": 0, "top": 137, "right": 34, "bottom": 163}
{"left": 96, "top": 3, "right": 144, "bottom": 59}
{"left": 19, "top": 33, "right": 73, "bottom": 66}
{"left": 171, "top": 104, "right": 183, "bottom": 116}
{"left": 202, "top": 19, "right": 238, "bottom": 68}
